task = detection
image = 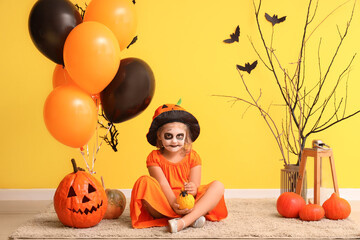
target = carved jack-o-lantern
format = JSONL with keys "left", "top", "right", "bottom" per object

{"left": 54, "top": 159, "right": 107, "bottom": 228}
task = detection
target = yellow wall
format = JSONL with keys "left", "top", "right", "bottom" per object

{"left": 1, "top": 0, "right": 360, "bottom": 190}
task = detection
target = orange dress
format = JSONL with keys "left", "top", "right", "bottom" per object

{"left": 130, "top": 149, "right": 228, "bottom": 228}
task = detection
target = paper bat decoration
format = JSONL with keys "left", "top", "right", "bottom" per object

{"left": 265, "top": 13, "right": 286, "bottom": 26}
{"left": 74, "top": 4, "right": 86, "bottom": 19}
{"left": 127, "top": 36, "right": 138, "bottom": 49}
{"left": 237, "top": 60, "right": 258, "bottom": 74}
{"left": 98, "top": 114, "right": 119, "bottom": 152}
{"left": 223, "top": 25, "right": 240, "bottom": 43}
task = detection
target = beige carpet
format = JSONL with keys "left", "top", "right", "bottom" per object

{"left": 9, "top": 199, "right": 360, "bottom": 239}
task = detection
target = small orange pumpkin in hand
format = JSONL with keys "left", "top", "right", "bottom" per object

{"left": 177, "top": 190, "right": 195, "bottom": 209}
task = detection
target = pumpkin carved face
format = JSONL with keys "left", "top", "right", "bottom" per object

{"left": 54, "top": 159, "right": 107, "bottom": 228}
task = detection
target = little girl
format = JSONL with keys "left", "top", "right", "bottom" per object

{"left": 130, "top": 103, "right": 228, "bottom": 233}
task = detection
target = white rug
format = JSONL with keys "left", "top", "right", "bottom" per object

{"left": 9, "top": 199, "right": 360, "bottom": 239}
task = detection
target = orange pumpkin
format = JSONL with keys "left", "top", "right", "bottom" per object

{"left": 299, "top": 202, "right": 325, "bottom": 221}
{"left": 177, "top": 190, "right": 195, "bottom": 210}
{"left": 103, "top": 188, "right": 126, "bottom": 219}
{"left": 276, "top": 192, "right": 305, "bottom": 218}
{"left": 53, "top": 159, "right": 107, "bottom": 228}
{"left": 322, "top": 193, "right": 351, "bottom": 220}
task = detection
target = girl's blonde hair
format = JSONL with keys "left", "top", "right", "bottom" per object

{"left": 156, "top": 122, "right": 193, "bottom": 155}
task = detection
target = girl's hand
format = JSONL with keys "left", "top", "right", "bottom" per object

{"left": 184, "top": 181, "right": 197, "bottom": 196}
{"left": 171, "top": 201, "right": 192, "bottom": 215}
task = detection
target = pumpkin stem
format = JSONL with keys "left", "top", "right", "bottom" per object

{"left": 71, "top": 159, "right": 78, "bottom": 173}
{"left": 71, "top": 158, "right": 85, "bottom": 172}
{"left": 180, "top": 190, "right": 188, "bottom": 197}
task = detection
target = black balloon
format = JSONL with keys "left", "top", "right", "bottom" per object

{"left": 28, "top": 0, "right": 82, "bottom": 65}
{"left": 100, "top": 58, "right": 156, "bottom": 123}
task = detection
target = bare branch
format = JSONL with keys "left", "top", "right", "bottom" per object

{"left": 311, "top": 109, "right": 360, "bottom": 134}
{"left": 248, "top": 36, "right": 272, "bottom": 71}
{"left": 216, "top": 0, "right": 359, "bottom": 166}
{"left": 305, "top": 0, "right": 352, "bottom": 43}
{"left": 343, "top": 72, "right": 350, "bottom": 118}
{"left": 317, "top": 38, "right": 322, "bottom": 80}
{"left": 307, "top": 0, "right": 319, "bottom": 25}
{"left": 252, "top": 0, "right": 290, "bottom": 106}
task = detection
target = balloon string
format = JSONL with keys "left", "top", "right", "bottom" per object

{"left": 80, "top": 147, "right": 94, "bottom": 174}
{"left": 83, "top": 104, "right": 102, "bottom": 175}
{"left": 92, "top": 127, "right": 96, "bottom": 173}
{"left": 79, "top": 124, "right": 101, "bottom": 175}
{"left": 91, "top": 103, "right": 101, "bottom": 174}
{"left": 79, "top": 106, "right": 114, "bottom": 175}
{"left": 92, "top": 121, "right": 101, "bottom": 173}
{"left": 90, "top": 123, "right": 113, "bottom": 173}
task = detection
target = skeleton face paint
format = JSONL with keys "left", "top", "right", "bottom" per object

{"left": 159, "top": 122, "right": 187, "bottom": 153}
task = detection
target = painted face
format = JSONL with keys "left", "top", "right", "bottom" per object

{"left": 159, "top": 122, "right": 187, "bottom": 153}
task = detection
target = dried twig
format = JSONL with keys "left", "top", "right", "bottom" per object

{"left": 75, "top": 3, "right": 87, "bottom": 19}
{"left": 218, "top": 0, "right": 359, "bottom": 165}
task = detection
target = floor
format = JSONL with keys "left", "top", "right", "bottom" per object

{"left": 1, "top": 200, "right": 360, "bottom": 240}
{"left": 0, "top": 200, "right": 51, "bottom": 240}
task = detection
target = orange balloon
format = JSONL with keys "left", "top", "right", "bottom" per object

{"left": 53, "top": 65, "right": 101, "bottom": 107}
{"left": 52, "top": 65, "right": 75, "bottom": 88}
{"left": 43, "top": 85, "right": 98, "bottom": 148}
{"left": 63, "top": 21, "right": 121, "bottom": 94}
{"left": 84, "top": 0, "right": 137, "bottom": 50}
